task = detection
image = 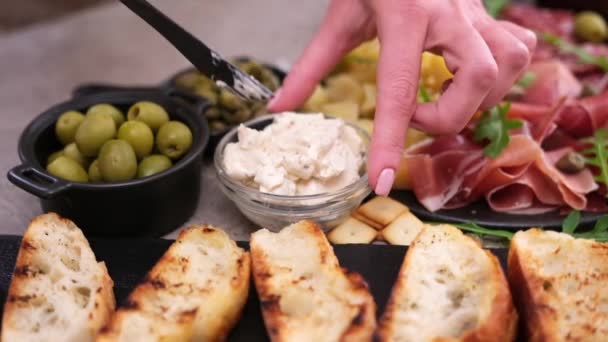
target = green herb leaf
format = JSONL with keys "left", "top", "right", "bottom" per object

{"left": 591, "top": 215, "right": 608, "bottom": 233}
{"left": 541, "top": 33, "right": 608, "bottom": 73}
{"left": 516, "top": 72, "right": 536, "bottom": 88}
{"left": 473, "top": 102, "right": 522, "bottom": 158}
{"left": 427, "top": 221, "right": 514, "bottom": 240}
{"left": 418, "top": 85, "right": 432, "bottom": 103}
{"left": 574, "top": 231, "right": 608, "bottom": 242}
{"left": 581, "top": 128, "right": 608, "bottom": 196}
{"left": 483, "top": 0, "right": 509, "bottom": 18}
{"left": 562, "top": 210, "right": 581, "bottom": 234}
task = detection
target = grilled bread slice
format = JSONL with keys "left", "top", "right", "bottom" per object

{"left": 250, "top": 220, "right": 376, "bottom": 342}
{"left": 508, "top": 228, "right": 608, "bottom": 341}
{"left": 378, "top": 224, "right": 517, "bottom": 342}
{"left": 96, "top": 225, "right": 250, "bottom": 342}
{"left": 1, "top": 213, "right": 115, "bottom": 342}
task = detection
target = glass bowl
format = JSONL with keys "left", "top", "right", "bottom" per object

{"left": 214, "top": 114, "right": 372, "bottom": 232}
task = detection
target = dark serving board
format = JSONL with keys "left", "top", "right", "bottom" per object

{"left": 0, "top": 235, "right": 511, "bottom": 341}
{"left": 391, "top": 190, "right": 605, "bottom": 231}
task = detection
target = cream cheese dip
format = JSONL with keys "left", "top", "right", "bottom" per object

{"left": 222, "top": 113, "right": 365, "bottom": 196}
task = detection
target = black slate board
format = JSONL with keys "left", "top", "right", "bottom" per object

{"left": 392, "top": 190, "right": 604, "bottom": 231}
{"left": 0, "top": 235, "right": 510, "bottom": 341}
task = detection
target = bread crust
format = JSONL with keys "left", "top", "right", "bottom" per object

{"left": 251, "top": 220, "right": 376, "bottom": 342}
{"left": 378, "top": 225, "right": 517, "bottom": 342}
{"left": 96, "top": 224, "right": 250, "bottom": 342}
{"left": 1, "top": 213, "right": 115, "bottom": 342}
{"left": 507, "top": 229, "right": 608, "bottom": 342}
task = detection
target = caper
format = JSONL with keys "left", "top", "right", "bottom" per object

{"left": 219, "top": 89, "right": 247, "bottom": 111}
{"left": 574, "top": 11, "right": 607, "bottom": 43}
{"left": 222, "top": 108, "right": 252, "bottom": 125}
{"left": 204, "top": 107, "right": 221, "bottom": 120}
{"left": 555, "top": 151, "right": 586, "bottom": 174}
{"left": 209, "top": 120, "right": 227, "bottom": 132}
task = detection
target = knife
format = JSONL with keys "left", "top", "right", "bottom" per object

{"left": 119, "top": 0, "right": 274, "bottom": 102}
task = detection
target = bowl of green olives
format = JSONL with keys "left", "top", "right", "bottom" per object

{"left": 7, "top": 89, "right": 209, "bottom": 237}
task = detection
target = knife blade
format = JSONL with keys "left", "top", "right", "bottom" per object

{"left": 119, "top": 0, "right": 274, "bottom": 102}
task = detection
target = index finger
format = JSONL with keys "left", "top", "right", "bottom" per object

{"left": 368, "top": 2, "right": 428, "bottom": 195}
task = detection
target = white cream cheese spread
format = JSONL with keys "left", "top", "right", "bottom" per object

{"left": 223, "top": 113, "right": 365, "bottom": 196}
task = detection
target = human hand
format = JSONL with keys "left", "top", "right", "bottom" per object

{"left": 267, "top": 0, "right": 536, "bottom": 196}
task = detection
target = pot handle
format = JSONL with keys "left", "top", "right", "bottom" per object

{"left": 7, "top": 165, "right": 70, "bottom": 199}
{"left": 72, "top": 83, "right": 159, "bottom": 98}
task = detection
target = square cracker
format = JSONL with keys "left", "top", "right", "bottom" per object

{"left": 328, "top": 217, "right": 378, "bottom": 244}
{"left": 351, "top": 212, "right": 384, "bottom": 230}
{"left": 380, "top": 211, "right": 424, "bottom": 246}
{"left": 356, "top": 196, "right": 408, "bottom": 227}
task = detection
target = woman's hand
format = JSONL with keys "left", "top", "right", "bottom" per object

{"left": 267, "top": 0, "right": 536, "bottom": 196}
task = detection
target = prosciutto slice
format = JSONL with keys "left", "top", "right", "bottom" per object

{"left": 520, "top": 61, "right": 582, "bottom": 106}
{"left": 405, "top": 134, "right": 597, "bottom": 214}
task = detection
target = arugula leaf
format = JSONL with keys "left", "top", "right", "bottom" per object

{"left": 483, "top": 0, "right": 509, "bottom": 18}
{"left": 515, "top": 72, "right": 536, "bottom": 88}
{"left": 562, "top": 210, "right": 580, "bottom": 234}
{"left": 541, "top": 33, "right": 608, "bottom": 73}
{"left": 560, "top": 210, "right": 608, "bottom": 241}
{"left": 581, "top": 128, "right": 608, "bottom": 195}
{"left": 591, "top": 215, "right": 608, "bottom": 234}
{"left": 427, "top": 221, "right": 514, "bottom": 240}
{"left": 473, "top": 102, "right": 523, "bottom": 158}
{"left": 418, "top": 85, "right": 432, "bottom": 103}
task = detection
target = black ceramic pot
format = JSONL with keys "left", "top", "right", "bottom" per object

{"left": 7, "top": 89, "right": 209, "bottom": 237}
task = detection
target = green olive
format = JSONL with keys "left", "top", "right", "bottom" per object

{"left": 174, "top": 71, "right": 200, "bottom": 89}
{"left": 222, "top": 108, "right": 252, "bottom": 124}
{"left": 47, "top": 150, "right": 64, "bottom": 165}
{"left": 193, "top": 87, "right": 219, "bottom": 105}
{"left": 63, "top": 143, "right": 90, "bottom": 168}
{"left": 46, "top": 156, "right": 89, "bottom": 182}
{"left": 156, "top": 121, "right": 193, "bottom": 159}
{"left": 219, "top": 89, "right": 247, "bottom": 111}
{"left": 87, "top": 104, "right": 125, "bottom": 127}
{"left": 74, "top": 113, "right": 116, "bottom": 157}
{"left": 209, "top": 120, "right": 227, "bottom": 132}
{"left": 98, "top": 140, "right": 137, "bottom": 182}
{"left": 88, "top": 159, "right": 103, "bottom": 182}
{"left": 55, "top": 111, "right": 85, "bottom": 145}
{"left": 574, "top": 11, "right": 608, "bottom": 43}
{"left": 238, "top": 61, "right": 280, "bottom": 91}
{"left": 127, "top": 101, "right": 170, "bottom": 132}
{"left": 117, "top": 121, "right": 154, "bottom": 159}
{"left": 137, "top": 154, "right": 173, "bottom": 178}
{"left": 204, "top": 107, "right": 221, "bottom": 120}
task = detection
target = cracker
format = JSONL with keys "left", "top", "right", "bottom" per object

{"left": 328, "top": 217, "right": 378, "bottom": 244}
{"left": 380, "top": 211, "right": 425, "bottom": 246}
{"left": 356, "top": 196, "right": 408, "bottom": 227}
{"left": 351, "top": 212, "right": 384, "bottom": 230}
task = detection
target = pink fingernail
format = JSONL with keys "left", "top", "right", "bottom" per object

{"left": 266, "top": 87, "right": 282, "bottom": 110}
{"left": 375, "top": 168, "right": 395, "bottom": 196}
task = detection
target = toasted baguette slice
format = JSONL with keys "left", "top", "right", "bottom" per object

{"left": 1, "top": 213, "right": 115, "bottom": 342}
{"left": 251, "top": 220, "right": 376, "bottom": 342}
{"left": 378, "top": 224, "right": 517, "bottom": 342}
{"left": 96, "top": 225, "right": 250, "bottom": 342}
{"left": 508, "top": 228, "right": 608, "bottom": 341}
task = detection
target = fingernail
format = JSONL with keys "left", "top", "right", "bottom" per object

{"left": 375, "top": 168, "right": 395, "bottom": 196}
{"left": 266, "top": 87, "right": 282, "bottom": 110}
